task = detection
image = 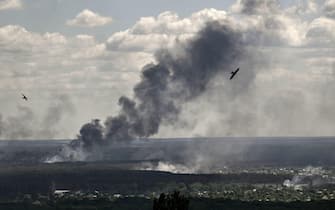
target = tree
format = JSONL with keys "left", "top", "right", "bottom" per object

{"left": 153, "top": 191, "right": 189, "bottom": 210}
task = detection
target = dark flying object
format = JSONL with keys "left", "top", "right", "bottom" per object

{"left": 230, "top": 68, "right": 240, "bottom": 80}
{"left": 21, "top": 94, "right": 28, "bottom": 101}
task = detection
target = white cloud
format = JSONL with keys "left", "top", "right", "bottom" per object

{"left": 0, "top": 25, "right": 67, "bottom": 56}
{"left": 107, "top": 9, "right": 229, "bottom": 52}
{"left": 230, "top": 0, "right": 280, "bottom": 15}
{"left": 106, "top": 4, "right": 311, "bottom": 53}
{"left": 306, "top": 17, "right": 335, "bottom": 45}
{"left": 66, "top": 9, "right": 112, "bottom": 27}
{"left": 0, "top": 0, "right": 22, "bottom": 10}
{"left": 286, "top": 0, "right": 319, "bottom": 16}
{"left": 230, "top": 0, "right": 310, "bottom": 47}
{"left": 324, "top": 0, "right": 335, "bottom": 18}
{"left": 0, "top": 24, "right": 151, "bottom": 97}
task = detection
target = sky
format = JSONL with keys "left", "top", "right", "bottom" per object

{"left": 0, "top": 0, "right": 335, "bottom": 139}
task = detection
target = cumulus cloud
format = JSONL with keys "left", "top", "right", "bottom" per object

{"left": 0, "top": 0, "right": 22, "bottom": 10}
{"left": 66, "top": 9, "right": 112, "bottom": 27}
{"left": 0, "top": 25, "right": 105, "bottom": 69}
{"left": 107, "top": 9, "right": 229, "bottom": 52}
{"left": 106, "top": 3, "right": 312, "bottom": 53}
{"left": 0, "top": 25, "right": 67, "bottom": 53}
{"left": 230, "top": 0, "right": 309, "bottom": 46}
{"left": 284, "top": 0, "right": 318, "bottom": 16}
{"left": 0, "top": 24, "right": 149, "bottom": 97}
{"left": 230, "top": 0, "right": 280, "bottom": 15}
{"left": 306, "top": 17, "right": 335, "bottom": 45}
{"left": 324, "top": 0, "right": 335, "bottom": 18}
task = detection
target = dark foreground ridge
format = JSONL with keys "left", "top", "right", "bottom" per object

{"left": 0, "top": 162, "right": 291, "bottom": 198}
{"left": 0, "top": 163, "right": 334, "bottom": 207}
{"left": 0, "top": 197, "right": 334, "bottom": 210}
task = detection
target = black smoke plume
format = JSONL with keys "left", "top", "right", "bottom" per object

{"left": 77, "top": 21, "right": 245, "bottom": 150}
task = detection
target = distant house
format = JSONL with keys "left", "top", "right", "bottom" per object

{"left": 32, "top": 200, "right": 42, "bottom": 206}
{"left": 113, "top": 194, "right": 122, "bottom": 198}
{"left": 54, "top": 190, "right": 70, "bottom": 197}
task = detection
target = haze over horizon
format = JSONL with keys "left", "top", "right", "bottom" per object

{"left": 0, "top": 0, "right": 335, "bottom": 139}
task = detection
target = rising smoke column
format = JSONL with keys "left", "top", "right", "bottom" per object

{"left": 78, "top": 21, "right": 246, "bottom": 148}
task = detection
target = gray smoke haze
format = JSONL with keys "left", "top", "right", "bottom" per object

{"left": 325, "top": 0, "right": 335, "bottom": 18}
{"left": 0, "top": 106, "right": 34, "bottom": 139}
{"left": 40, "top": 95, "right": 75, "bottom": 138}
{"left": 283, "top": 166, "right": 335, "bottom": 188}
{"left": 77, "top": 21, "right": 250, "bottom": 150}
{"left": 0, "top": 94, "right": 75, "bottom": 139}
